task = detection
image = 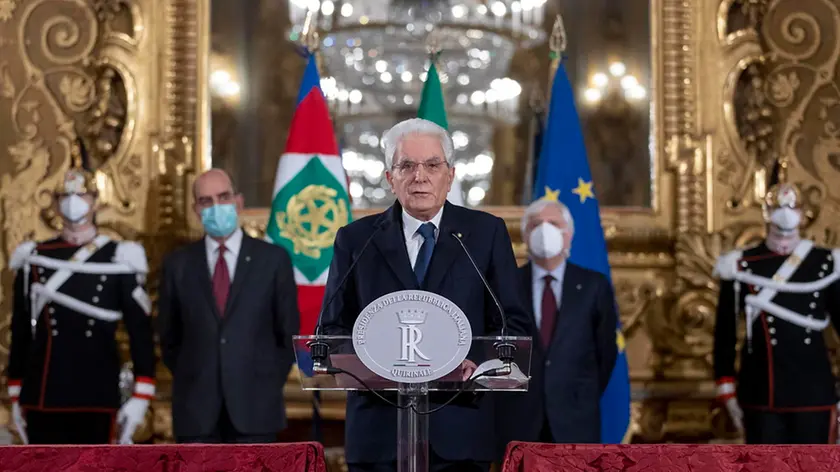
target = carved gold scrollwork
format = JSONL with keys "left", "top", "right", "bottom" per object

{"left": 759, "top": 0, "right": 840, "bottom": 240}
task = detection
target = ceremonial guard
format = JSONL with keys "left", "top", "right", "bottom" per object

{"left": 5, "top": 144, "right": 156, "bottom": 445}
{"left": 713, "top": 161, "right": 840, "bottom": 444}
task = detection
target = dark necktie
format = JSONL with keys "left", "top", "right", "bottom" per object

{"left": 213, "top": 245, "right": 230, "bottom": 315}
{"left": 413, "top": 222, "right": 436, "bottom": 285}
{"left": 540, "top": 275, "right": 557, "bottom": 348}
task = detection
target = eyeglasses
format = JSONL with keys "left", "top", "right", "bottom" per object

{"left": 392, "top": 160, "right": 448, "bottom": 175}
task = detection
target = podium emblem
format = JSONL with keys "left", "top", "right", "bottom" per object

{"left": 353, "top": 290, "right": 472, "bottom": 383}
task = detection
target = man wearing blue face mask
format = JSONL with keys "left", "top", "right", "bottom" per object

{"left": 157, "top": 168, "right": 300, "bottom": 444}
{"left": 6, "top": 147, "right": 156, "bottom": 445}
{"left": 713, "top": 165, "right": 840, "bottom": 444}
{"left": 494, "top": 198, "right": 618, "bottom": 455}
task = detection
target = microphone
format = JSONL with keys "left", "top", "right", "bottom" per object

{"left": 450, "top": 232, "right": 516, "bottom": 367}
{"left": 308, "top": 221, "right": 384, "bottom": 373}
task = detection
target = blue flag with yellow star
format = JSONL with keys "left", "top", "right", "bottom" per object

{"left": 532, "top": 63, "right": 631, "bottom": 444}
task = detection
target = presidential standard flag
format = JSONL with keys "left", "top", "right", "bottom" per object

{"left": 532, "top": 62, "right": 632, "bottom": 444}
{"left": 268, "top": 53, "right": 351, "bottom": 349}
{"left": 417, "top": 59, "right": 464, "bottom": 205}
{"left": 266, "top": 54, "right": 351, "bottom": 441}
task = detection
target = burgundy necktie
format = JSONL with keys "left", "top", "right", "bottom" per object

{"left": 212, "top": 245, "right": 230, "bottom": 316}
{"left": 540, "top": 275, "right": 557, "bottom": 348}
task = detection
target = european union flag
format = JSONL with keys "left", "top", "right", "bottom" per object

{"left": 532, "top": 63, "right": 631, "bottom": 444}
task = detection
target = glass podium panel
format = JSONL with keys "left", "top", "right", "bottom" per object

{"left": 293, "top": 334, "right": 532, "bottom": 392}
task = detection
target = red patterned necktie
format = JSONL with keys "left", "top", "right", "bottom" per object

{"left": 540, "top": 275, "right": 557, "bottom": 348}
{"left": 212, "top": 245, "right": 230, "bottom": 316}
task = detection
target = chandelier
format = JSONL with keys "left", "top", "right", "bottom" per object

{"left": 288, "top": 0, "right": 549, "bottom": 207}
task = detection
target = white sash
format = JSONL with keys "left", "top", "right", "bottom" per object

{"left": 30, "top": 283, "right": 122, "bottom": 322}
{"left": 26, "top": 255, "right": 136, "bottom": 274}
{"left": 31, "top": 235, "right": 112, "bottom": 329}
{"left": 744, "top": 240, "right": 813, "bottom": 345}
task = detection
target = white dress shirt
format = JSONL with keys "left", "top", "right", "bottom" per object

{"left": 531, "top": 260, "right": 566, "bottom": 327}
{"left": 205, "top": 227, "right": 244, "bottom": 280}
{"left": 402, "top": 207, "right": 444, "bottom": 269}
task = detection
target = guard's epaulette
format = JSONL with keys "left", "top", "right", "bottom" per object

{"left": 9, "top": 241, "right": 36, "bottom": 270}
{"left": 713, "top": 248, "right": 744, "bottom": 281}
{"left": 114, "top": 241, "right": 149, "bottom": 273}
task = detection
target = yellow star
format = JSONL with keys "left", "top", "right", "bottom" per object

{"left": 616, "top": 329, "right": 626, "bottom": 352}
{"left": 571, "top": 178, "right": 595, "bottom": 203}
{"left": 542, "top": 187, "right": 560, "bottom": 201}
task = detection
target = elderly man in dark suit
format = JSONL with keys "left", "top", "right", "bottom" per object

{"left": 321, "top": 118, "right": 531, "bottom": 472}
{"left": 157, "top": 169, "right": 300, "bottom": 443}
{"left": 495, "top": 198, "right": 618, "bottom": 454}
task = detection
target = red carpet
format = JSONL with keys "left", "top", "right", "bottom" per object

{"left": 502, "top": 443, "right": 840, "bottom": 471}
{"left": 0, "top": 442, "right": 326, "bottom": 472}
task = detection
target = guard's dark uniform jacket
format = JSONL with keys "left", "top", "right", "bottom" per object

{"left": 713, "top": 240, "right": 840, "bottom": 443}
{"left": 6, "top": 235, "right": 155, "bottom": 443}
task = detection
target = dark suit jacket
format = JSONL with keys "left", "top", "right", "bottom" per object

{"left": 495, "top": 262, "right": 618, "bottom": 457}
{"left": 321, "top": 201, "right": 530, "bottom": 464}
{"left": 157, "top": 232, "right": 300, "bottom": 438}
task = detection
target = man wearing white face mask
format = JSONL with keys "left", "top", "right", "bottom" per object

{"left": 6, "top": 143, "right": 156, "bottom": 445}
{"left": 713, "top": 163, "right": 840, "bottom": 444}
{"left": 494, "top": 198, "right": 618, "bottom": 454}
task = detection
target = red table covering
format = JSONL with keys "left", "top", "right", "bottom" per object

{"left": 0, "top": 442, "right": 327, "bottom": 472}
{"left": 502, "top": 442, "right": 840, "bottom": 472}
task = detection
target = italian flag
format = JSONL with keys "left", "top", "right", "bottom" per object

{"left": 418, "top": 58, "right": 464, "bottom": 205}
{"left": 266, "top": 55, "right": 351, "bottom": 349}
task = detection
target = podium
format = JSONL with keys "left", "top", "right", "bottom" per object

{"left": 293, "top": 334, "right": 532, "bottom": 472}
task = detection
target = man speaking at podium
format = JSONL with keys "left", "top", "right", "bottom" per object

{"left": 321, "top": 118, "right": 530, "bottom": 472}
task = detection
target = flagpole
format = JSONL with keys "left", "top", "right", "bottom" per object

{"left": 546, "top": 14, "right": 567, "bottom": 112}
{"left": 522, "top": 84, "right": 545, "bottom": 204}
{"left": 297, "top": 11, "right": 327, "bottom": 444}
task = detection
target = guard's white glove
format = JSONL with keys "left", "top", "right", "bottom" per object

{"left": 116, "top": 377, "right": 155, "bottom": 444}
{"left": 724, "top": 397, "right": 744, "bottom": 433}
{"left": 11, "top": 401, "right": 28, "bottom": 445}
{"left": 7, "top": 381, "right": 27, "bottom": 445}
{"left": 716, "top": 379, "right": 743, "bottom": 433}
{"left": 116, "top": 397, "right": 149, "bottom": 444}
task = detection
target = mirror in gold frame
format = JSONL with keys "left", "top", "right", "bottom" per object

{"left": 200, "top": 0, "right": 663, "bottom": 216}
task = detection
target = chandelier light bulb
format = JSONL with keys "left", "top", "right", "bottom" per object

{"left": 401, "top": 71, "right": 413, "bottom": 82}
{"left": 491, "top": 1, "right": 507, "bottom": 17}
{"left": 375, "top": 60, "right": 388, "bottom": 73}
{"left": 321, "top": 0, "right": 334, "bottom": 15}
{"left": 609, "top": 62, "right": 626, "bottom": 77}
{"left": 452, "top": 4, "right": 467, "bottom": 18}
{"left": 307, "top": 0, "right": 320, "bottom": 12}
{"left": 584, "top": 88, "right": 602, "bottom": 103}
{"left": 340, "top": 2, "right": 353, "bottom": 17}
{"left": 349, "top": 89, "right": 363, "bottom": 104}
{"left": 380, "top": 72, "right": 392, "bottom": 83}
{"left": 592, "top": 72, "right": 608, "bottom": 88}
{"left": 620, "top": 75, "right": 638, "bottom": 89}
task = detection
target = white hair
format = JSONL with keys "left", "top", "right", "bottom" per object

{"left": 382, "top": 118, "right": 454, "bottom": 169}
{"left": 521, "top": 199, "right": 575, "bottom": 235}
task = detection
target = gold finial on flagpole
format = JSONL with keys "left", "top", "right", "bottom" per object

{"left": 547, "top": 14, "right": 567, "bottom": 105}
{"left": 549, "top": 14, "right": 567, "bottom": 60}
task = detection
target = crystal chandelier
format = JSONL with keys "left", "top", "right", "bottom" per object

{"left": 288, "top": 0, "right": 548, "bottom": 207}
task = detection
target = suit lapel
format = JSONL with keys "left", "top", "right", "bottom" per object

{"left": 424, "top": 202, "right": 469, "bottom": 292}
{"left": 372, "top": 206, "right": 418, "bottom": 290}
{"left": 548, "top": 263, "right": 585, "bottom": 352}
{"left": 192, "top": 240, "right": 221, "bottom": 321}
{"left": 224, "top": 234, "right": 255, "bottom": 318}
